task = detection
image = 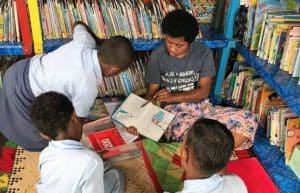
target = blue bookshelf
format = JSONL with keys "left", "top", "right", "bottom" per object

{"left": 42, "top": 37, "right": 229, "bottom": 53}
{"left": 0, "top": 42, "right": 23, "bottom": 55}
{"left": 236, "top": 42, "right": 300, "bottom": 193}
{"left": 253, "top": 130, "right": 300, "bottom": 193}
{"left": 236, "top": 42, "right": 300, "bottom": 117}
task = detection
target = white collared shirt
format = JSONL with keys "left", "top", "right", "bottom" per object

{"left": 37, "top": 140, "right": 104, "bottom": 193}
{"left": 173, "top": 174, "right": 247, "bottom": 193}
{"left": 29, "top": 24, "right": 102, "bottom": 117}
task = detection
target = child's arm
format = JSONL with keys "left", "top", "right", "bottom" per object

{"left": 72, "top": 21, "right": 104, "bottom": 45}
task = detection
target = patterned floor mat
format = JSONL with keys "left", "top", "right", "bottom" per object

{"left": 6, "top": 146, "right": 155, "bottom": 193}
{"left": 0, "top": 141, "right": 17, "bottom": 193}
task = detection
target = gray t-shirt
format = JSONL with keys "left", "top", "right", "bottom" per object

{"left": 146, "top": 42, "right": 215, "bottom": 93}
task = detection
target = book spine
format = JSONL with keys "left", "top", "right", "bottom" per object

{"left": 121, "top": 71, "right": 132, "bottom": 95}
{"left": 28, "top": 0, "right": 43, "bottom": 53}
{"left": 16, "top": 0, "right": 33, "bottom": 55}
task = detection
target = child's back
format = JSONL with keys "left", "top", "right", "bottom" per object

{"left": 38, "top": 140, "right": 104, "bottom": 192}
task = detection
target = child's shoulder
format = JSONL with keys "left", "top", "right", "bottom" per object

{"left": 222, "top": 174, "right": 247, "bottom": 193}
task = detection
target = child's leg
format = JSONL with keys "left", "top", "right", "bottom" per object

{"left": 103, "top": 161, "right": 124, "bottom": 193}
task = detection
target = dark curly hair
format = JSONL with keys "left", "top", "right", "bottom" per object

{"left": 161, "top": 9, "right": 199, "bottom": 43}
{"left": 186, "top": 118, "right": 234, "bottom": 175}
{"left": 30, "top": 92, "right": 74, "bottom": 140}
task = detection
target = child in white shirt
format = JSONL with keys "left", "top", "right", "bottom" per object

{"left": 177, "top": 118, "right": 248, "bottom": 193}
{"left": 30, "top": 91, "right": 124, "bottom": 193}
{"left": 0, "top": 21, "right": 134, "bottom": 151}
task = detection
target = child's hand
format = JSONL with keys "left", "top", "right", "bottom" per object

{"left": 125, "top": 126, "right": 139, "bottom": 136}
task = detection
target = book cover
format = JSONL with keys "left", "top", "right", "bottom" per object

{"left": 190, "top": 0, "right": 217, "bottom": 23}
{"left": 28, "top": 0, "right": 43, "bottom": 53}
{"left": 112, "top": 93, "right": 175, "bottom": 142}
{"left": 277, "top": 106, "right": 289, "bottom": 148}
{"left": 279, "top": 109, "right": 297, "bottom": 152}
{"left": 292, "top": 47, "right": 300, "bottom": 77}
{"left": 15, "top": 0, "right": 33, "bottom": 55}
{"left": 287, "top": 143, "right": 300, "bottom": 178}
{"left": 87, "top": 127, "right": 126, "bottom": 152}
{"left": 285, "top": 117, "right": 300, "bottom": 163}
{"left": 258, "top": 83, "right": 285, "bottom": 124}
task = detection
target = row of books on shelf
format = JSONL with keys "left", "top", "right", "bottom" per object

{"left": 0, "top": 0, "right": 217, "bottom": 55}
{"left": 256, "top": 12, "right": 300, "bottom": 80}
{"left": 0, "top": 0, "right": 20, "bottom": 43}
{"left": 241, "top": 0, "right": 299, "bottom": 50}
{"left": 242, "top": 10, "right": 300, "bottom": 83}
{"left": 81, "top": 93, "right": 174, "bottom": 162}
{"left": 98, "top": 51, "right": 148, "bottom": 97}
{"left": 222, "top": 62, "right": 299, "bottom": 176}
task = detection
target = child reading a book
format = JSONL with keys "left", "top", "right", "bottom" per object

{"left": 0, "top": 21, "right": 134, "bottom": 151}
{"left": 143, "top": 9, "right": 258, "bottom": 149}
{"left": 30, "top": 91, "right": 124, "bottom": 193}
{"left": 176, "top": 118, "right": 247, "bottom": 193}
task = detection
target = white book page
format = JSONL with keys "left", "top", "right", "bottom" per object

{"left": 112, "top": 93, "right": 147, "bottom": 127}
{"left": 135, "top": 103, "right": 175, "bottom": 141}
{"left": 112, "top": 93, "right": 175, "bottom": 141}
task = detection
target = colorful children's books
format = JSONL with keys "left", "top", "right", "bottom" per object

{"left": 190, "top": 0, "right": 217, "bottom": 23}
{"left": 112, "top": 93, "right": 175, "bottom": 141}
{"left": 250, "top": 0, "right": 297, "bottom": 50}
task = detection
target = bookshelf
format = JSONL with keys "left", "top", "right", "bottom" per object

{"left": 253, "top": 131, "right": 300, "bottom": 193}
{"left": 43, "top": 37, "right": 229, "bottom": 53}
{"left": 236, "top": 42, "right": 300, "bottom": 117}
{"left": 236, "top": 42, "right": 300, "bottom": 193}
{"left": 0, "top": 43, "right": 23, "bottom": 55}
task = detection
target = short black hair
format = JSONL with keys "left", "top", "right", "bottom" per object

{"left": 186, "top": 118, "right": 234, "bottom": 175}
{"left": 98, "top": 36, "right": 134, "bottom": 69}
{"left": 161, "top": 9, "right": 199, "bottom": 43}
{"left": 30, "top": 92, "right": 74, "bottom": 140}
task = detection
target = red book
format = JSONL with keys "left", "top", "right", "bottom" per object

{"left": 16, "top": 0, "right": 33, "bottom": 56}
{"left": 226, "top": 157, "right": 280, "bottom": 193}
{"left": 87, "top": 128, "right": 125, "bottom": 152}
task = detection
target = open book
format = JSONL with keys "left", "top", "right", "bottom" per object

{"left": 112, "top": 93, "right": 175, "bottom": 141}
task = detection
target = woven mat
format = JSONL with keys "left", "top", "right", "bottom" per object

{"left": 6, "top": 147, "right": 155, "bottom": 193}
{"left": 6, "top": 147, "right": 40, "bottom": 193}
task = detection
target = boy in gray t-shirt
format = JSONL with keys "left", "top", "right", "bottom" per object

{"left": 145, "top": 9, "right": 215, "bottom": 103}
